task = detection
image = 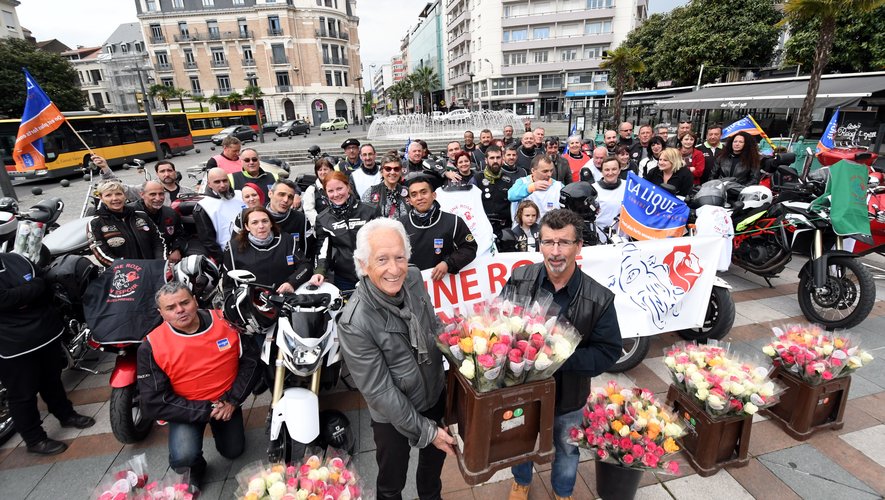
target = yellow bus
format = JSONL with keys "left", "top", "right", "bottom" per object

{"left": 186, "top": 109, "right": 258, "bottom": 142}
{"left": 1, "top": 112, "right": 194, "bottom": 179}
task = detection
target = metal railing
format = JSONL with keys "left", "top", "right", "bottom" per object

{"left": 267, "top": 28, "right": 284, "bottom": 36}
{"left": 276, "top": 85, "right": 292, "bottom": 92}
{"left": 242, "top": 58, "right": 256, "bottom": 67}
{"left": 272, "top": 56, "right": 289, "bottom": 64}
{"left": 215, "top": 88, "right": 233, "bottom": 96}
{"left": 155, "top": 63, "right": 172, "bottom": 71}
{"left": 210, "top": 59, "right": 229, "bottom": 68}
{"left": 174, "top": 30, "right": 252, "bottom": 42}
{"left": 184, "top": 61, "right": 197, "bottom": 69}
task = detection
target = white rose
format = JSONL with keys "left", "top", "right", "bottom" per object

{"left": 473, "top": 337, "right": 488, "bottom": 355}
{"left": 618, "top": 425, "right": 631, "bottom": 437}
{"left": 663, "top": 422, "right": 683, "bottom": 437}
{"left": 694, "top": 380, "right": 710, "bottom": 391}
{"left": 685, "top": 364, "right": 698, "bottom": 375}
{"left": 664, "top": 356, "right": 677, "bottom": 369}
{"left": 509, "top": 316, "right": 524, "bottom": 332}
{"left": 553, "top": 338, "right": 573, "bottom": 360}
{"left": 265, "top": 472, "right": 283, "bottom": 488}
{"left": 459, "top": 359, "right": 476, "bottom": 379}
{"left": 268, "top": 481, "right": 287, "bottom": 499}
{"left": 707, "top": 394, "right": 725, "bottom": 410}
{"left": 729, "top": 382, "right": 745, "bottom": 396}
{"left": 759, "top": 382, "right": 775, "bottom": 398}
{"left": 696, "top": 388, "right": 709, "bottom": 401}
{"left": 743, "top": 402, "right": 759, "bottom": 415}
{"left": 847, "top": 356, "right": 862, "bottom": 369}
{"left": 762, "top": 345, "right": 776, "bottom": 356}
{"left": 860, "top": 351, "right": 874, "bottom": 363}
{"left": 248, "top": 478, "right": 266, "bottom": 495}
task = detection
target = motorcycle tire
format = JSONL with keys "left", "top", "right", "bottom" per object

{"left": 0, "top": 382, "right": 15, "bottom": 446}
{"left": 798, "top": 256, "right": 876, "bottom": 331}
{"left": 110, "top": 385, "right": 152, "bottom": 444}
{"left": 267, "top": 423, "right": 309, "bottom": 465}
{"left": 678, "top": 286, "right": 736, "bottom": 342}
{"left": 607, "top": 336, "right": 650, "bottom": 373}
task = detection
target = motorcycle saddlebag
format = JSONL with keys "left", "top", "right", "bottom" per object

{"left": 45, "top": 254, "right": 99, "bottom": 303}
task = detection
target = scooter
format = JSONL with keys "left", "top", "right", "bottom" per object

{"left": 224, "top": 271, "right": 347, "bottom": 463}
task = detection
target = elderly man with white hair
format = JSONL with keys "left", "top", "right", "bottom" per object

{"left": 337, "top": 218, "right": 455, "bottom": 500}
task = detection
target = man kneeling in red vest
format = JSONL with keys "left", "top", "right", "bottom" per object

{"left": 137, "top": 282, "right": 259, "bottom": 487}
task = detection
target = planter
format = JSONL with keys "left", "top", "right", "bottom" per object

{"left": 445, "top": 368, "right": 555, "bottom": 485}
{"left": 666, "top": 385, "right": 752, "bottom": 477}
{"left": 595, "top": 460, "right": 643, "bottom": 500}
{"left": 762, "top": 366, "right": 850, "bottom": 441}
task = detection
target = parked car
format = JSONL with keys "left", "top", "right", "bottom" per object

{"left": 320, "top": 117, "right": 348, "bottom": 131}
{"left": 446, "top": 109, "right": 470, "bottom": 123}
{"left": 275, "top": 119, "right": 311, "bottom": 137}
{"left": 211, "top": 125, "right": 257, "bottom": 145}
{"left": 262, "top": 121, "right": 282, "bottom": 133}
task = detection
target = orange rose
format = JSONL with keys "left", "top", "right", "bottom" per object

{"left": 609, "top": 393, "right": 625, "bottom": 406}
{"left": 459, "top": 337, "right": 474, "bottom": 354}
{"left": 663, "top": 437, "right": 680, "bottom": 453}
{"left": 646, "top": 421, "right": 661, "bottom": 440}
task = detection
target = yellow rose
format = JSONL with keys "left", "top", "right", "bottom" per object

{"left": 762, "top": 345, "right": 776, "bottom": 356}
{"left": 743, "top": 402, "right": 759, "bottom": 415}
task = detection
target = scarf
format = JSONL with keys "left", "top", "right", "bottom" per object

{"left": 598, "top": 177, "right": 622, "bottom": 190}
{"left": 483, "top": 167, "right": 503, "bottom": 184}
{"left": 410, "top": 200, "right": 439, "bottom": 227}
{"left": 360, "top": 275, "right": 430, "bottom": 364}
{"left": 248, "top": 232, "right": 274, "bottom": 247}
{"left": 266, "top": 205, "right": 287, "bottom": 218}
{"left": 329, "top": 194, "right": 355, "bottom": 219}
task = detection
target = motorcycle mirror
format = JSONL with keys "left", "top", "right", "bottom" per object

{"left": 856, "top": 152, "right": 873, "bottom": 162}
{"left": 176, "top": 171, "right": 182, "bottom": 182}
{"left": 227, "top": 270, "right": 257, "bottom": 283}
{"left": 121, "top": 163, "right": 131, "bottom": 169}
{"left": 134, "top": 159, "right": 146, "bottom": 167}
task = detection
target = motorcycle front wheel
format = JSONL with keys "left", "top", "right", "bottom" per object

{"left": 110, "top": 385, "right": 152, "bottom": 444}
{"left": 0, "top": 382, "right": 15, "bottom": 445}
{"left": 798, "top": 256, "right": 876, "bottom": 330}
{"left": 678, "top": 286, "right": 736, "bottom": 342}
{"left": 267, "top": 421, "right": 308, "bottom": 465}
{"left": 607, "top": 336, "right": 650, "bottom": 373}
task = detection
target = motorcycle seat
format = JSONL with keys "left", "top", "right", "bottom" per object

{"left": 27, "top": 198, "right": 64, "bottom": 224}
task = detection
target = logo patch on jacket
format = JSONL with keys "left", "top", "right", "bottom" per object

{"left": 216, "top": 338, "right": 231, "bottom": 351}
{"left": 433, "top": 238, "right": 444, "bottom": 254}
{"left": 23, "top": 273, "right": 32, "bottom": 281}
{"left": 286, "top": 255, "right": 294, "bottom": 265}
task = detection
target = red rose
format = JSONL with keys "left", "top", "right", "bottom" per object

{"left": 508, "top": 349, "right": 524, "bottom": 363}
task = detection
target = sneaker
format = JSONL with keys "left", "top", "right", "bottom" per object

{"left": 508, "top": 481, "right": 530, "bottom": 500}
{"left": 26, "top": 438, "right": 68, "bottom": 455}
{"left": 59, "top": 413, "right": 96, "bottom": 429}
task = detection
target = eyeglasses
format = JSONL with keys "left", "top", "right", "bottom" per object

{"left": 242, "top": 158, "right": 259, "bottom": 163}
{"left": 540, "top": 239, "right": 579, "bottom": 248}
{"left": 383, "top": 166, "right": 402, "bottom": 172}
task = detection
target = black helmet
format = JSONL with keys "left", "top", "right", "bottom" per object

{"left": 308, "top": 145, "right": 321, "bottom": 157}
{"left": 690, "top": 180, "right": 727, "bottom": 209}
{"left": 173, "top": 255, "right": 221, "bottom": 306}
{"left": 222, "top": 285, "right": 277, "bottom": 334}
{"left": 0, "top": 197, "right": 18, "bottom": 214}
{"left": 319, "top": 410, "right": 354, "bottom": 453}
{"left": 560, "top": 182, "right": 600, "bottom": 219}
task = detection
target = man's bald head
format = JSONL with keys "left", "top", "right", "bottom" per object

{"left": 140, "top": 180, "right": 165, "bottom": 211}
{"left": 207, "top": 167, "right": 231, "bottom": 194}
{"left": 592, "top": 147, "right": 607, "bottom": 166}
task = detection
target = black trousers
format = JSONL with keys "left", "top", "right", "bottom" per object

{"left": 371, "top": 391, "right": 447, "bottom": 500}
{"left": 0, "top": 341, "right": 74, "bottom": 446}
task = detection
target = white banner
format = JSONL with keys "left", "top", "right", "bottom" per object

{"left": 419, "top": 236, "right": 724, "bottom": 338}
{"left": 436, "top": 186, "right": 496, "bottom": 258}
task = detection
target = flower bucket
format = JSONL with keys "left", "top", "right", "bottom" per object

{"left": 666, "top": 385, "right": 752, "bottom": 477}
{"left": 762, "top": 366, "right": 851, "bottom": 440}
{"left": 595, "top": 460, "right": 643, "bottom": 500}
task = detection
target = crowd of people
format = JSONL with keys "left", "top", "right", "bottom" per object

{"left": 0, "top": 118, "right": 767, "bottom": 499}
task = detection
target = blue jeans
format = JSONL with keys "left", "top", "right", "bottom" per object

{"left": 511, "top": 408, "right": 583, "bottom": 497}
{"left": 168, "top": 407, "right": 245, "bottom": 485}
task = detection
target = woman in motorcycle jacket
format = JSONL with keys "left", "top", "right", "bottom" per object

{"left": 712, "top": 131, "right": 762, "bottom": 186}
{"left": 362, "top": 152, "right": 410, "bottom": 220}
{"left": 593, "top": 157, "right": 627, "bottom": 238}
{"left": 309, "top": 171, "right": 381, "bottom": 291}
{"left": 303, "top": 158, "right": 334, "bottom": 226}
{"left": 87, "top": 180, "right": 166, "bottom": 267}
{"left": 223, "top": 206, "right": 312, "bottom": 294}
{"left": 638, "top": 136, "right": 666, "bottom": 178}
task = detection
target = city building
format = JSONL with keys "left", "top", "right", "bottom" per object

{"left": 444, "top": 0, "right": 647, "bottom": 117}
{"left": 98, "top": 22, "right": 154, "bottom": 114}
{"left": 62, "top": 46, "right": 110, "bottom": 111}
{"left": 407, "top": 1, "right": 446, "bottom": 112}
{"left": 371, "top": 63, "right": 393, "bottom": 113}
{"left": 0, "top": 0, "right": 24, "bottom": 40}
{"left": 135, "top": 0, "right": 363, "bottom": 127}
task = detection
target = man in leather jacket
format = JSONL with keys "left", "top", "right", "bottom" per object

{"left": 337, "top": 218, "right": 455, "bottom": 500}
{"left": 504, "top": 209, "right": 622, "bottom": 500}
{"left": 132, "top": 181, "right": 187, "bottom": 263}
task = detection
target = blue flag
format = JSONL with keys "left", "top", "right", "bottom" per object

{"left": 14, "top": 69, "right": 66, "bottom": 171}
{"left": 404, "top": 137, "right": 411, "bottom": 158}
{"left": 722, "top": 115, "right": 758, "bottom": 138}
{"left": 816, "top": 109, "right": 839, "bottom": 154}
{"left": 618, "top": 172, "right": 690, "bottom": 240}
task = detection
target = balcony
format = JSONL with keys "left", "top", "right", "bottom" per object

{"left": 173, "top": 30, "right": 253, "bottom": 42}
{"left": 322, "top": 55, "right": 349, "bottom": 66}
{"left": 500, "top": 57, "right": 604, "bottom": 76}
{"left": 242, "top": 58, "right": 256, "bottom": 67}
{"left": 502, "top": 32, "right": 614, "bottom": 51}
{"left": 267, "top": 28, "right": 284, "bottom": 36}
{"left": 449, "top": 72, "right": 472, "bottom": 85}
{"left": 215, "top": 88, "right": 233, "bottom": 96}
{"left": 449, "top": 52, "right": 469, "bottom": 66}
{"left": 151, "top": 35, "right": 166, "bottom": 43}
{"left": 501, "top": 8, "right": 616, "bottom": 27}
{"left": 190, "top": 90, "right": 204, "bottom": 97}
{"left": 210, "top": 59, "right": 229, "bottom": 68}
{"left": 315, "top": 28, "right": 349, "bottom": 41}
{"left": 447, "top": 8, "right": 467, "bottom": 28}
{"left": 271, "top": 55, "right": 289, "bottom": 64}
{"left": 155, "top": 63, "right": 172, "bottom": 71}
{"left": 447, "top": 30, "right": 470, "bottom": 48}
{"left": 184, "top": 61, "right": 197, "bottom": 69}
{"left": 276, "top": 85, "right": 292, "bottom": 92}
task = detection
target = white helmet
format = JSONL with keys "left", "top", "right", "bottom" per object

{"left": 738, "top": 185, "right": 772, "bottom": 210}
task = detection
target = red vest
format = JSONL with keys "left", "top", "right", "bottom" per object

{"left": 212, "top": 154, "right": 242, "bottom": 174}
{"left": 147, "top": 310, "right": 240, "bottom": 401}
{"left": 563, "top": 152, "right": 590, "bottom": 182}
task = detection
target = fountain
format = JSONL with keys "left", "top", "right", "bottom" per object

{"left": 367, "top": 110, "right": 526, "bottom": 140}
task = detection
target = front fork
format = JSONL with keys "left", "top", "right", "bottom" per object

{"left": 810, "top": 231, "right": 844, "bottom": 288}
{"left": 270, "top": 349, "right": 323, "bottom": 407}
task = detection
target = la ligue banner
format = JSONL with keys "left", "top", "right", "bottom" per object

{"left": 419, "top": 236, "right": 724, "bottom": 339}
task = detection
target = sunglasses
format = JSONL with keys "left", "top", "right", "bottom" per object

{"left": 242, "top": 158, "right": 259, "bottom": 163}
{"left": 383, "top": 166, "right": 402, "bottom": 172}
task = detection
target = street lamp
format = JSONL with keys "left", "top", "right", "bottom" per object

{"left": 245, "top": 72, "right": 264, "bottom": 143}
{"left": 124, "top": 63, "right": 163, "bottom": 160}
{"left": 483, "top": 58, "right": 494, "bottom": 111}
{"left": 468, "top": 72, "right": 475, "bottom": 112}
{"left": 559, "top": 69, "right": 566, "bottom": 120}
{"left": 355, "top": 76, "right": 365, "bottom": 130}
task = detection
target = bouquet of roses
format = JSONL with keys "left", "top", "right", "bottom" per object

{"left": 236, "top": 448, "right": 363, "bottom": 500}
{"left": 762, "top": 324, "right": 874, "bottom": 384}
{"left": 569, "top": 380, "right": 684, "bottom": 473}
{"left": 436, "top": 293, "right": 581, "bottom": 392}
{"left": 663, "top": 341, "right": 783, "bottom": 418}
{"left": 93, "top": 454, "right": 197, "bottom": 500}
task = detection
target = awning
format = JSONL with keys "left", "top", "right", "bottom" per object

{"left": 655, "top": 73, "right": 885, "bottom": 110}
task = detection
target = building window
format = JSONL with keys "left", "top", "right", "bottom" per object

{"left": 178, "top": 21, "right": 189, "bottom": 36}
{"left": 532, "top": 27, "right": 549, "bottom": 40}
{"left": 150, "top": 24, "right": 163, "bottom": 42}
{"left": 276, "top": 72, "right": 290, "bottom": 87}
{"left": 211, "top": 47, "right": 226, "bottom": 65}
{"left": 184, "top": 49, "right": 195, "bottom": 64}
{"left": 271, "top": 44, "right": 287, "bottom": 64}
{"left": 504, "top": 52, "right": 526, "bottom": 66}
{"left": 268, "top": 16, "right": 282, "bottom": 35}
{"left": 560, "top": 48, "right": 577, "bottom": 61}
{"left": 587, "top": 0, "right": 614, "bottom": 8}
{"left": 238, "top": 18, "right": 248, "bottom": 37}
{"left": 559, "top": 23, "right": 582, "bottom": 37}
{"left": 491, "top": 77, "right": 514, "bottom": 96}
{"left": 78, "top": 71, "right": 84, "bottom": 83}
{"left": 325, "top": 71, "right": 333, "bottom": 86}
{"left": 172, "top": 0, "right": 184, "bottom": 8}
{"left": 583, "top": 44, "right": 608, "bottom": 59}
{"left": 135, "top": 42, "right": 143, "bottom": 52}
{"left": 585, "top": 20, "right": 613, "bottom": 34}
{"left": 503, "top": 29, "right": 527, "bottom": 43}
{"left": 515, "top": 76, "right": 539, "bottom": 95}
{"left": 541, "top": 73, "right": 563, "bottom": 89}
{"left": 217, "top": 75, "right": 231, "bottom": 91}
{"left": 155, "top": 52, "right": 169, "bottom": 65}
{"left": 146, "top": 0, "right": 158, "bottom": 12}
{"left": 334, "top": 72, "right": 342, "bottom": 86}
{"left": 568, "top": 71, "right": 593, "bottom": 84}
{"left": 89, "top": 69, "right": 102, "bottom": 82}
{"left": 207, "top": 20, "right": 219, "bottom": 38}
{"left": 243, "top": 45, "right": 254, "bottom": 62}
{"left": 343, "top": 72, "right": 348, "bottom": 87}
{"left": 502, "top": 4, "right": 528, "bottom": 17}
{"left": 234, "top": 0, "right": 245, "bottom": 4}
{"left": 121, "top": 43, "right": 129, "bottom": 53}
{"left": 530, "top": 1, "right": 552, "bottom": 14}
{"left": 203, "top": 0, "right": 214, "bottom": 6}
{"left": 190, "top": 76, "right": 202, "bottom": 92}
{"left": 533, "top": 51, "right": 548, "bottom": 63}
{"left": 161, "top": 78, "right": 174, "bottom": 87}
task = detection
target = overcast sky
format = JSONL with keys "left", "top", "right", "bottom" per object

{"left": 17, "top": 0, "right": 687, "bottom": 88}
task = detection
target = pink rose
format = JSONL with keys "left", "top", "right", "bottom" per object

{"left": 491, "top": 342, "right": 510, "bottom": 357}
{"left": 622, "top": 454, "right": 635, "bottom": 465}
{"left": 632, "top": 444, "right": 644, "bottom": 457}
{"left": 667, "top": 461, "right": 680, "bottom": 474}
{"left": 822, "top": 371, "right": 834, "bottom": 380}
{"left": 516, "top": 340, "right": 529, "bottom": 352}
{"left": 498, "top": 334, "right": 512, "bottom": 346}
{"left": 477, "top": 354, "right": 496, "bottom": 369}
{"left": 642, "top": 452, "right": 659, "bottom": 468}
{"left": 509, "top": 349, "right": 524, "bottom": 363}
{"left": 569, "top": 427, "right": 582, "bottom": 441}
{"left": 530, "top": 333, "right": 544, "bottom": 348}
{"left": 525, "top": 346, "right": 539, "bottom": 361}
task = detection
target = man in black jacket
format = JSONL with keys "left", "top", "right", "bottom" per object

{"left": 399, "top": 173, "right": 477, "bottom": 281}
{"left": 267, "top": 179, "right": 314, "bottom": 259}
{"left": 473, "top": 145, "right": 513, "bottom": 237}
{"left": 504, "top": 209, "right": 622, "bottom": 500}
{"left": 515, "top": 132, "right": 538, "bottom": 172}
{"left": 0, "top": 253, "right": 95, "bottom": 456}
{"left": 133, "top": 181, "right": 187, "bottom": 263}
{"left": 228, "top": 148, "right": 279, "bottom": 200}
{"left": 138, "top": 282, "right": 258, "bottom": 487}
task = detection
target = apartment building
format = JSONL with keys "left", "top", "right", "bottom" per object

{"left": 445, "top": 0, "right": 647, "bottom": 117}
{"left": 371, "top": 63, "right": 392, "bottom": 113}
{"left": 407, "top": 0, "right": 446, "bottom": 112}
{"left": 98, "top": 22, "right": 154, "bottom": 114}
{"left": 135, "top": 0, "right": 362, "bottom": 127}
{"left": 63, "top": 46, "right": 110, "bottom": 111}
{"left": 0, "top": 0, "right": 24, "bottom": 40}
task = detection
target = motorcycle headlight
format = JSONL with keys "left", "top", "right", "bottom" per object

{"left": 281, "top": 332, "right": 329, "bottom": 376}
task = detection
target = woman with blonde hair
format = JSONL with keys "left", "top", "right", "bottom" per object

{"left": 644, "top": 147, "right": 693, "bottom": 197}
{"left": 87, "top": 179, "right": 166, "bottom": 266}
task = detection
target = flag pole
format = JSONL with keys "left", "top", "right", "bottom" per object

{"left": 748, "top": 114, "right": 776, "bottom": 152}
{"left": 65, "top": 121, "right": 95, "bottom": 156}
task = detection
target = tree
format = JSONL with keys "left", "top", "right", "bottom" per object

{"left": 207, "top": 93, "right": 227, "bottom": 111}
{"left": 0, "top": 38, "right": 86, "bottom": 117}
{"left": 191, "top": 93, "right": 206, "bottom": 112}
{"left": 782, "top": 0, "right": 884, "bottom": 138}
{"left": 363, "top": 90, "right": 374, "bottom": 117}
{"left": 165, "top": 87, "right": 188, "bottom": 111}
{"left": 622, "top": 0, "right": 782, "bottom": 88}
{"left": 242, "top": 84, "right": 263, "bottom": 114}
{"left": 601, "top": 46, "right": 646, "bottom": 124}
{"left": 148, "top": 84, "right": 172, "bottom": 111}
{"left": 388, "top": 79, "right": 413, "bottom": 114}
{"left": 408, "top": 66, "right": 441, "bottom": 114}
{"left": 226, "top": 91, "right": 243, "bottom": 109}
{"left": 784, "top": 5, "right": 885, "bottom": 77}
